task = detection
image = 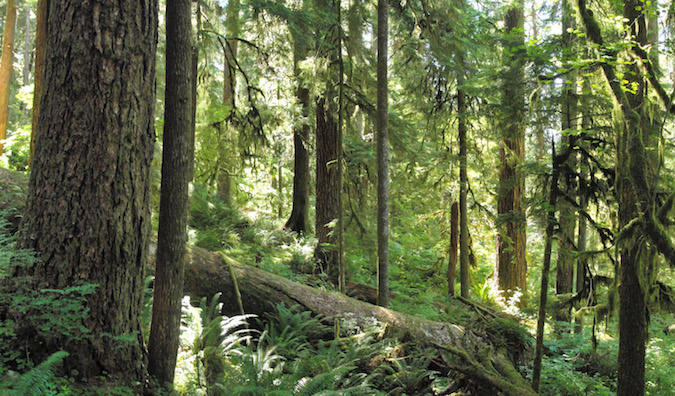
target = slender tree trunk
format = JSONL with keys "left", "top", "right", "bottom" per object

{"left": 0, "top": 0, "right": 17, "bottom": 156}
{"left": 575, "top": 150, "right": 588, "bottom": 333}
{"left": 336, "top": 0, "right": 345, "bottom": 293}
{"left": 448, "top": 202, "right": 459, "bottom": 295}
{"left": 376, "top": 0, "right": 389, "bottom": 307}
{"left": 284, "top": 33, "right": 311, "bottom": 233}
{"left": 496, "top": 0, "right": 527, "bottom": 305}
{"left": 532, "top": 142, "right": 562, "bottom": 392}
{"left": 22, "top": 4, "right": 30, "bottom": 87}
{"left": 148, "top": 0, "right": 193, "bottom": 387}
{"left": 29, "top": 0, "right": 47, "bottom": 165}
{"left": 217, "top": 0, "right": 239, "bottom": 205}
{"left": 17, "top": 0, "right": 157, "bottom": 381}
{"left": 458, "top": 73, "right": 470, "bottom": 299}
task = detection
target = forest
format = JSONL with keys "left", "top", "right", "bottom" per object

{"left": 1, "top": 0, "right": 675, "bottom": 394}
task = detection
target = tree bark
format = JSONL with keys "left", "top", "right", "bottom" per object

{"left": 496, "top": 0, "right": 527, "bottom": 305}
{"left": 148, "top": 0, "right": 193, "bottom": 387}
{"left": 0, "top": 0, "right": 17, "bottom": 156}
{"left": 181, "top": 246, "right": 537, "bottom": 396}
{"left": 17, "top": 0, "right": 157, "bottom": 382}
{"left": 376, "top": 0, "right": 389, "bottom": 307}
{"left": 315, "top": 97, "right": 340, "bottom": 284}
{"left": 448, "top": 202, "right": 459, "bottom": 296}
{"left": 555, "top": 0, "right": 578, "bottom": 322}
{"left": 284, "top": 21, "right": 311, "bottom": 234}
{"left": 29, "top": 0, "right": 48, "bottom": 166}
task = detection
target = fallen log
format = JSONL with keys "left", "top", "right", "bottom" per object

{"left": 182, "top": 246, "right": 537, "bottom": 396}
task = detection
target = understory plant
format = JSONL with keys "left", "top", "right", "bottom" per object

{"left": 175, "top": 297, "right": 445, "bottom": 395}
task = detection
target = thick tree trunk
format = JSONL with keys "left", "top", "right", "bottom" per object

{"left": 496, "top": 1, "right": 527, "bottom": 305}
{"left": 29, "top": 0, "right": 48, "bottom": 165}
{"left": 181, "top": 246, "right": 537, "bottom": 396}
{"left": 148, "top": 0, "right": 193, "bottom": 387}
{"left": 554, "top": 0, "right": 578, "bottom": 323}
{"left": 17, "top": 0, "right": 157, "bottom": 382}
{"left": 0, "top": 0, "right": 17, "bottom": 156}
{"left": 376, "top": 0, "right": 389, "bottom": 307}
{"left": 315, "top": 97, "right": 340, "bottom": 283}
{"left": 284, "top": 12, "right": 311, "bottom": 234}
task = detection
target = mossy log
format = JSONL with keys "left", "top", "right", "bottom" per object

{"left": 181, "top": 245, "right": 537, "bottom": 396}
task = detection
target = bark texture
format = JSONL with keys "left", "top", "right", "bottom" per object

{"left": 29, "top": 0, "right": 48, "bottom": 165}
{"left": 17, "top": 0, "right": 157, "bottom": 381}
{"left": 448, "top": 202, "right": 459, "bottom": 296}
{"left": 554, "top": 0, "right": 578, "bottom": 322}
{"left": 181, "top": 246, "right": 537, "bottom": 396}
{"left": 0, "top": 0, "right": 17, "bottom": 156}
{"left": 496, "top": 1, "right": 527, "bottom": 305}
{"left": 315, "top": 97, "right": 340, "bottom": 284}
{"left": 285, "top": 4, "right": 311, "bottom": 234}
{"left": 148, "top": 0, "right": 193, "bottom": 387}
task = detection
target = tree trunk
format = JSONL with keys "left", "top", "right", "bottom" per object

{"left": 148, "top": 0, "right": 193, "bottom": 387}
{"left": 17, "top": 0, "right": 157, "bottom": 382}
{"left": 0, "top": 0, "right": 17, "bottom": 156}
{"left": 458, "top": 73, "right": 470, "bottom": 299}
{"left": 217, "top": 0, "right": 240, "bottom": 205}
{"left": 496, "top": 0, "right": 527, "bottom": 305}
{"left": 315, "top": 97, "right": 340, "bottom": 284}
{"left": 376, "top": 0, "right": 389, "bottom": 307}
{"left": 181, "top": 246, "right": 537, "bottom": 396}
{"left": 22, "top": 4, "right": 30, "bottom": 88}
{"left": 284, "top": 24, "right": 311, "bottom": 234}
{"left": 532, "top": 142, "right": 563, "bottom": 391}
{"left": 577, "top": 0, "right": 665, "bottom": 393}
{"left": 554, "top": 0, "right": 577, "bottom": 322}
{"left": 29, "top": 0, "right": 48, "bottom": 166}
{"left": 448, "top": 202, "right": 459, "bottom": 295}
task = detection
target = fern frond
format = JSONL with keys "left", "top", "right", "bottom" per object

{"left": 15, "top": 351, "right": 68, "bottom": 396}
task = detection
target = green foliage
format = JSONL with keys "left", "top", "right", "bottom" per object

{"left": 174, "top": 299, "right": 452, "bottom": 395}
{"left": 0, "top": 351, "right": 68, "bottom": 396}
{"left": 0, "top": 213, "right": 94, "bottom": 375}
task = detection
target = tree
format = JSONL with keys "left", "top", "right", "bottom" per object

{"left": 554, "top": 0, "right": 578, "bottom": 322}
{"left": 577, "top": 0, "right": 675, "bottom": 392}
{"left": 148, "top": 0, "right": 194, "bottom": 387}
{"left": 314, "top": 0, "right": 343, "bottom": 289}
{"left": 458, "top": 69, "right": 470, "bottom": 299}
{"left": 217, "top": 0, "right": 240, "bottom": 204}
{"left": 29, "top": 0, "right": 48, "bottom": 165}
{"left": 0, "top": 0, "right": 17, "bottom": 156}
{"left": 495, "top": 0, "right": 527, "bottom": 305}
{"left": 376, "top": 0, "right": 389, "bottom": 307}
{"left": 285, "top": 0, "right": 312, "bottom": 234}
{"left": 17, "top": 0, "right": 157, "bottom": 381}
{"left": 448, "top": 201, "right": 459, "bottom": 295}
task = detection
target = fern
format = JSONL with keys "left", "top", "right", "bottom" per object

{"left": 5, "top": 351, "right": 69, "bottom": 396}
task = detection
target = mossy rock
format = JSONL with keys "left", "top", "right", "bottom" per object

{"left": 0, "top": 167, "right": 29, "bottom": 234}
